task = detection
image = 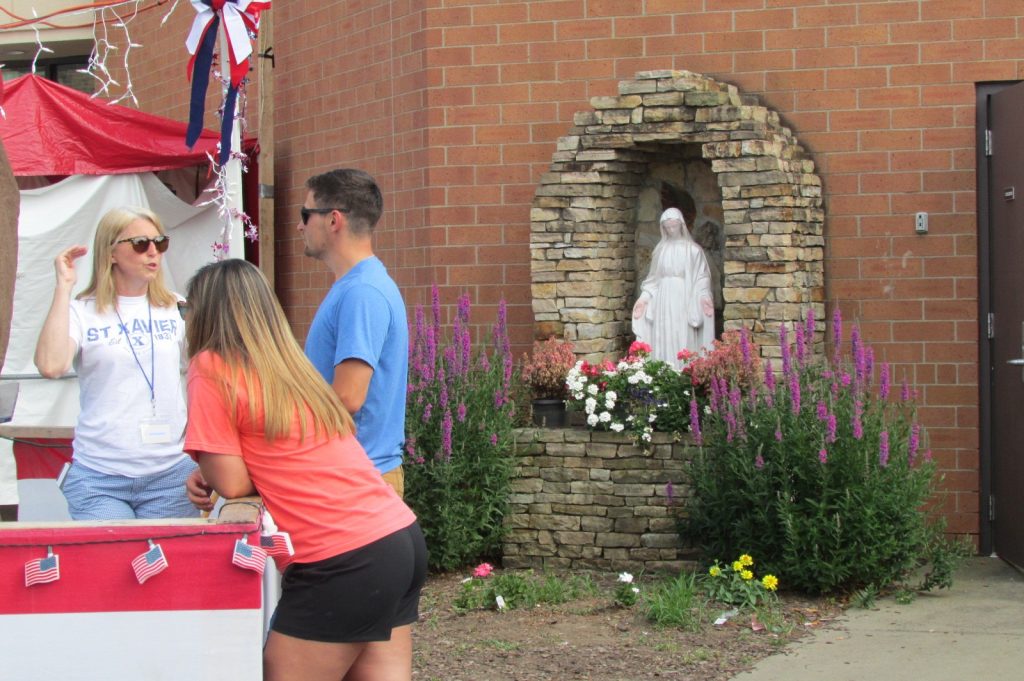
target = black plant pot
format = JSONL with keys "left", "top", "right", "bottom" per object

{"left": 531, "top": 398, "right": 567, "bottom": 428}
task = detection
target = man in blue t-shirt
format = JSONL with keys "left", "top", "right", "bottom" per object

{"left": 299, "top": 169, "right": 408, "bottom": 496}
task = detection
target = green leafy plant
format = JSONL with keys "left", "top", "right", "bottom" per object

{"left": 454, "top": 564, "right": 597, "bottom": 613}
{"left": 613, "top": 571, "right": 641, "bottom": 607}
{"left": 642, "top": 571, "right": 703, "bottom": 630}
{"left": 682, "top": 309, "right": 956, "bottom": 595}
{"left": 521, "top": 337, "right": 577, "bottom": 400}
{"left": 702, "top": 554, "right": 779, "bottom": 610}
{"left": 404, "top": 287, "right": 518, "bottom": 571}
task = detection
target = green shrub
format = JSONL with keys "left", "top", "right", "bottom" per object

{"left": 682, "top": 309, "right": 953, "bottom": 594}
{"left": 404, "top": 287, "right": 518, "bottom": 571}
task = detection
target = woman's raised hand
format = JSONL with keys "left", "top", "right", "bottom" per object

{"left": 55, "top": 245, "right": 88, "bottom": 288}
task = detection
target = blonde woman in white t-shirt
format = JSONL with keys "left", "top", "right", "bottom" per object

{"left": 34, "top": 207, "right": 198, "bottom": 520}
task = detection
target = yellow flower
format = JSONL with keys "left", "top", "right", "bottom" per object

{"left": 739, "top": 554, "right": 754, "bottom": 567}
{"left": 762, "top": 574, "right": 779, "bottom": 591}
{"left": 732, "top": 560, "right": 744, "bottom": 572}
{"left": 741, "top": 570, "right": 754, "bottom": 580}
{"left": 709, "top": 565, "right": 721, "bottom": 577}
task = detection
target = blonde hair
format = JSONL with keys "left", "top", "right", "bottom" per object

{"left": 78, "top": 207, "right": 177, "bottom": 313}
{"left": 185, "top": 259, "right": 355, "bottom": 442}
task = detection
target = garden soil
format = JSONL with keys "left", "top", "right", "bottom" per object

{"left": 412, "top": 572, "right": 842, "bottom": 681}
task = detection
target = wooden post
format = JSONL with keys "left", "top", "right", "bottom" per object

{"left": 256, "top": 12, "right": 275, "bottom": 287}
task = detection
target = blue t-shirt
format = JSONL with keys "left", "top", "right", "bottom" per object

{"left": 305, "top": 257, "right": 408, "bottom": 474}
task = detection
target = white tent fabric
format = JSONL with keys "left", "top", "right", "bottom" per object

{"left": 0, "top": 173, "right": 227, "bottom": 505}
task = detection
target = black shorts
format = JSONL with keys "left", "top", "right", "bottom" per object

{"left": 271, "top": 522, "right": 428, "bottom": 643}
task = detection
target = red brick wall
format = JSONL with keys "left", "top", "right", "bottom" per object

{"left": 118, "top": 0, "right": 1024, "bottom": 540}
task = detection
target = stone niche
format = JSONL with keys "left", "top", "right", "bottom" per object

{"left": 530, "top": 70, "right": 826, "bottom": 363}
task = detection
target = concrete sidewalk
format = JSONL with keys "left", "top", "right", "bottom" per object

{"left": 734, "top": 557, "right": 1024, "bottom": 681}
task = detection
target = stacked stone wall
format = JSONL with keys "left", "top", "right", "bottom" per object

{"left": 502, "top": 427, "right": 698, "bottom": 573}
{"left": 531, "top": 70, "right": 825, "bottom": 362}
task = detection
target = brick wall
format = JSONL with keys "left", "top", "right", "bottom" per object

{"left": 115, "top": 0, "right": 1023, "bottom": 540}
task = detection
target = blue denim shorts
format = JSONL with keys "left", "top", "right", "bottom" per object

{"left": 62, "top": 456, "right": 201, "bottom": 521}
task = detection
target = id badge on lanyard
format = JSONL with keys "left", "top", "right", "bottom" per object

{"left": 140, "top": 415, "right": 173, "bottom": 444}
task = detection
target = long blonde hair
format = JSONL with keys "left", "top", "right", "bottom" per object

{"left": 78, "top": 207, "right": 177, "bottom": 313}
{"left": 185, "top": 258, "right": 355, "bottom": 442}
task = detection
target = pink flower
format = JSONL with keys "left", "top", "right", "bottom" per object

{"left": 628, "top": 341, "right": 652, "bottom": 356}
{"left": 473, "top": 563, "right": 494, "bottom": 578}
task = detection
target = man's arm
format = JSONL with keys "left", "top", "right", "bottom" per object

{"left": 332, "top": 358, "right": 373, "bottom": 415}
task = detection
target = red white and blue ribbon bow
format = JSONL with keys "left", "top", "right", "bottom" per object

{"left": 185, "top": 0, "right": 270, "bottom": 165}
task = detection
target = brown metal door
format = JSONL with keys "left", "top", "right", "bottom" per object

{"left": 990, "top": 82, "right": 1024, "bottom": 569}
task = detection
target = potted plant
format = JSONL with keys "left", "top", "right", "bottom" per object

{"left": 522, "top": 337, "right": 576, "bottom": 427}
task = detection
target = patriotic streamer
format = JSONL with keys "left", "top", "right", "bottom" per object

{"left": 231, "top": 538, "right": 268, "bottom": 574}
{"left": 25, "top": 547, "right": 60, "bottom": 587}
{"left": 132, "top": 540, "right": 169, "bottom": 585}
{"left": 184, "top": 0, "right": 270, "bottom": 165}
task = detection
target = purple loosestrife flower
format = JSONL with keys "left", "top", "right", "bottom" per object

{"left": 853, "top": 400, "right": 864, "bottom": 440}
{"left": 775, "top": 425, "right": 783, "bottom": 442}
{"left": 422, "top": 403, "right": 433, "bottom": 422}
{"left": 431, "top": 284, "right": 441, "bottom": 337}
{"left": 425, "top": 326, "right": 437, "bottom": 382}
{"left": 818, "top": 448, "right": 828, "bottom": 464}
{"left": 879, "top": 430, "right": 889, "bottom": 467}
{"left": 755, "top": 453, "right": 765, "bottom": 469}
{"left": 879, "top": 362, "right": 890, "bottom": 400}
{"left": 795, "top": 324, "right": 806, "bottom": 366}
{"left": 665, "top": 482, "right": 675, "bottom": 505}
{"left": 461, "top": 327, "right": 471, "bottom": 378}
{"left": 841, "top": 372, "right": 852, "bottom": 387}
{"left": 457, "top": 402, "right": 467, "bottom": 423}
{"left": 729, "top": 384, "right": 741, "bottom": 410}
{"left": 852, "top": 327, "right": 865, "bottom": 385}
{"left": 780, "top": 324, "right": 792, "bottom": 377}
{"left": 909, "top": 423, "right": 921, "bottom": 463}
{"left": 817, "top": 400, "right": 828, "bottom": 420}
{"left": 832, "top": 307, "right": 843, "bottom": 364}
{"left": 439, "top": 367, "right": 449, "bottom": 409}
{"left": 827, "top": 414, "right": 837, "bottom": 443}
{"left": 764, "top": 361, "right": 776, "bottom": 392}
{"left": 724, "top": 408, "right": 737, "bottom": 443}
{"left": 865, "top": 347, "right": 874, "bottom": 386}
{"left": 689, "top": 399, "right": 703, "bottom": 446}
{"left": 490, "top": 433, "right": 498, "bottom": 446}
{"left": 740, "top": 327, "right": 752, "bottom": 365}
{"left": 805, "top": 308, "right": 816, "bottom": 342}
{"left": 901, "top": 378, "right": 911, "bottom": 402}
{"left": 441, "top": 408, "right": 453, "bottom": 461}
{"left": 788, "top": 371, "right": 801, "bottom": 415}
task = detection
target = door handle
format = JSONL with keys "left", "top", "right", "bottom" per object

{"left": 1008, "top": 359, "right": 1024, "bottom": 365}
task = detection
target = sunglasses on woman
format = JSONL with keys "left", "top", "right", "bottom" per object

{"left": 115, "top": 235, "right": 170, "bottom": 254}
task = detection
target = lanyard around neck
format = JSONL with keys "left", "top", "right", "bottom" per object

{"left": 114, "top": 300, "right": 155, "bottom": 408}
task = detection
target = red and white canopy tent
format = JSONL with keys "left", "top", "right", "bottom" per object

{"left": 0, "top": 74, "right": 257, "bottom": 516}
{"left": 0, "top": 76, "right": 266, "bottom": 680}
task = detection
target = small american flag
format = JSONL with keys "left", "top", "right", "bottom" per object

{"left": 25, "top": 553, "right": 60, "bottom": 587}
{"left": 259, "top": 532, "right": 294, "bottom": 557}
{"left": 132, "top": 542, "right": 168, "bottom": 584}
{"left": 231, "top": 539, "right": 268, "bottom": 574}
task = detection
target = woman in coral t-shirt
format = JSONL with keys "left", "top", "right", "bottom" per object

{"left": 182, "top": 259, "right": 426, "bottom": 681}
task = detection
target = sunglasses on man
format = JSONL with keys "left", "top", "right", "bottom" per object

{"left": 114, "top": 235, "right": 170, "bottom": 253}
{"left": 300, "top": 207, "right": 349, "bottom": 225}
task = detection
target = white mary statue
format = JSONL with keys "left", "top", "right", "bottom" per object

{"left": 631, "top": 207, "right": 715, "bottom": 369}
